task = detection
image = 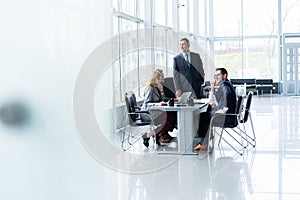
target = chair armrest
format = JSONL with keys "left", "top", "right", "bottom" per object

{"left": 215, "top": 113, "right": 239, "bottom": 116}
{"left": 210, "top": 113, "right": 240, "bottom": 128}
{"left": 127, "top": 111, "right": 154, "bottom": 125}
{"left": 210, "top": 113, "right": 239, "bottom": 120}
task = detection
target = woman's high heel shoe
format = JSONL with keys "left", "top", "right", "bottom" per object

{"left": 142, "top": 133, "right": 150, "bottom": 147}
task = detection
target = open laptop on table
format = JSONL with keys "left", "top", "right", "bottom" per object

{"left": 176, "top": 91, "right": 192, "bottom": 105}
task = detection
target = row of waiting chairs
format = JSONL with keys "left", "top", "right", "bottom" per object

{"left": 203, "top": 79, "right": 274, "bottom": 97}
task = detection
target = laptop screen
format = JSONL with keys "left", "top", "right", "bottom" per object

{"left": 178, "top": 92, "right": 192, "bottom": 104}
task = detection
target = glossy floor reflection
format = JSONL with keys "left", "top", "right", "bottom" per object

{"left": 116, "top": 95, "right": 300, "bottom": 200}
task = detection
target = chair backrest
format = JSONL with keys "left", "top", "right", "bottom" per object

{"left": 224, "top": 95, "right": 244, "bottom": 127}
{"left": 126, "top": 91, "right": 139, "bottom": 108}
{"left": 130, "top": 92, "right": 137, "bottom": 106}
{"left": 230, "top": 78, "right": 256, "bottom": 85}
{"left": 256, "top": 79, "right": 273, "bottom": 85}
{"left": 162, "top": 77, "right": 176, "bottom": 98}
{"left": 241, "top": 91, "right": 253, "bottom": 123}
{"left": 214, "top": 96, "right": 244, "bottom": 128}
{"left": 236, "top": 95, "right": 245, "bottom": 115}
{"left": 125, "top": 92, "right": 138, "bottom": 124}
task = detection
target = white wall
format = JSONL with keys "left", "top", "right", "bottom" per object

{"left": 0, "top": 0, "right": 119, "bottom": 199}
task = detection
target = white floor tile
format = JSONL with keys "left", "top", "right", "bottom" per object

{"left": 114, "top": 95, "right": 300, "bottom": 200}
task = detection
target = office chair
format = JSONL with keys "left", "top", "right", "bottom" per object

{"left": 207, "top": 95, "right": 246, "bottom": 155}
{"left": 239, "top": 91, "right": 256, "bottom": 147}
{"left": 129, "top": 91, "right": 141, "bottom": 111}
{"left": 162, "top": 77, "right": 176, "bottom": 98}
{"left": 121, "top": 92, "right": 155, "bottom": 151}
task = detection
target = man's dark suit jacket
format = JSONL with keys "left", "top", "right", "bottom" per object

{"left": 173, "top": 52, "right": 205, "bottom": 99}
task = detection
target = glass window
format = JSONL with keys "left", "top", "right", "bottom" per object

{"left": 112, "top": 18, "right": 140, "bottom": 101}
{"left": 153, "top": 28, "right": 173, "bottom": 84}
{"left": 112, "top": 16, "right": 119, "bottom": 36}
{"left": 154, "top": 50, "right": 166, "bottom": 69}
{"left": 154, "top": 0, "right": 166, "bottom": 26}
{"left": 189, "top": 0, "right": 194, "bottom": 33}
{"left": 121, "top": 0, "right": 136, "bottom": 16}
{"left": 244, "top": 0, "right": 278, "bottom": 36}
{"left": 198, "top": 0, "right": 207, "bottom": 37}
{"left": 166, "top": 53, "right": 175, "bottom": 76}
{"left": 214, "top": 0, "right": 242, "bottom": 37}
{"left": 214, "top": 40, "right": 243, "bottom": 77}
{"left": 194, "top": 38, "right": 212, "bottom": 78}
{"left": 112, "top": 0, "right": 119, "bottom": 11}
{"left": 139, "top": 49, "right": 152, "bottom": 96}
{"left": 138, "top": 0, "right": 144, "bottom": 19}
{"left": 166, "top": 0, "right": 173, "bottom": 28}
{"left": 214, "top": 38, "right": 279, "bottom": 81}
{"left": 112, "top": 59, "right": 122, "bottom": 102}
{"left": 112, "top": 0, "right": 283, "bottom": 102}
{"left": 178, "top": 0, "right": 188, "bottom": 32}
{"left": 282, "top": 0, "right": 300, "bottom": 33}
{"left": 243, "top": 38, "right": 279, "bottom": 80}
{"left": 154, "top": 0, "right": 174, "bottom": 27}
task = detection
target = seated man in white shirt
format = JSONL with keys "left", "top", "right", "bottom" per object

{"left": 194, "top": 68, "right": 237, "bottom": 151}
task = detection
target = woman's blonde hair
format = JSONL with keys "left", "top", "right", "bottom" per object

{"left": 143, "top": 69, "right": 163, "bottom": 91}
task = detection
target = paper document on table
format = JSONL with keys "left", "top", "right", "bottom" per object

{"left": 194, "top": 98, "right": 209, "bottom": 104}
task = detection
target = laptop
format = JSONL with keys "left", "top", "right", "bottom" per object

{"left": 178, "top": 92, "right": 192, "bottom": 104}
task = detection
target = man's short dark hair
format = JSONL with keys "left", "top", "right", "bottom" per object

{"left": 216, "top": 68, "right": 228, "bottom": 75}
{"left": 180, "top": 38, "right": 190, "bottom": 45}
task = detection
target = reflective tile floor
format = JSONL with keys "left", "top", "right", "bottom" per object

{"left": 1, "top": 95, "right": 300, "bottom": 200}
{"left": 114, "top": 95, "right": 300, "bottom": 200}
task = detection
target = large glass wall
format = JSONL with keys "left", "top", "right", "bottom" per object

{"left": 214, "top": 40, "right": 243, "bottom": 77}
{"left": 112, "top": 0, "right": 300, "bottom": 102}
{"left": 243, "top": 0, "right": 278, "bottom": 36}
{"left": 214, "top": 0, "right": 279, "bottom": 80}
{"left": 282, "top": 0, "right": 300, "bottom": 33}
{"left": 112, "top": 0, "right": 145, "bottom": 101}
{"left": 112, "top": 0, "right": 180, "bottom": 101}
{"left": 213, "top": 0, "right": 242, "bottom": 37}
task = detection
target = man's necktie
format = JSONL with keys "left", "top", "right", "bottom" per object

{"left": 186, "top": 54, "right": 190, "bottom": 68}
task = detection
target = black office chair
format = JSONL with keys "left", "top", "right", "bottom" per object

{"left": 207, "top": 95, "right": 247, "bottom": 155}
{"left": 239, "top": 91, "right": 256, "bottom": 147}
{"left": 121, "top": 92, "right": 154, "bottom": 151}
{"left": 127, "top": 91, "right": 141, "bottom": 111}
{"left": 162, "top": 77, "right": 176, "bottom": 98}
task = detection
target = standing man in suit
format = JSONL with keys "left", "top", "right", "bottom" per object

{"left": 173, "top": 38, "right": 205, "bottom": 99}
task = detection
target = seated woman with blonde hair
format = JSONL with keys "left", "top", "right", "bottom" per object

{"left": 140, "top": 69, "right": 177, "bottom": 147}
